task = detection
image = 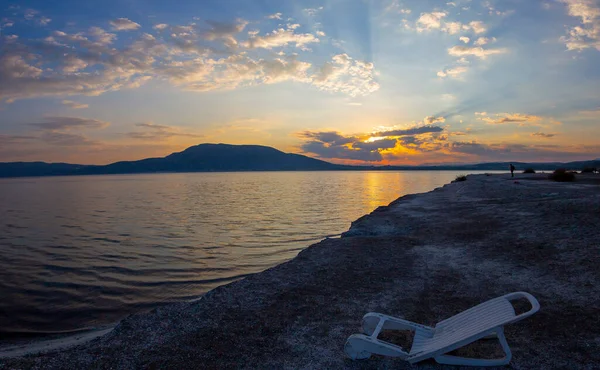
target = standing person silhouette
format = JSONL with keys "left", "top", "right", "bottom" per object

{"left": 510, "top": 164, "right": 515, "bottom": 178}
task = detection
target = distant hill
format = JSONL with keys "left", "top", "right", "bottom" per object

{"left": 0, "top": 162, "right": 98, "bottom": 178}
{"left": 0, "top": 144, "right": 343, "bottom": 178}
{"left": 0, "top": 143, "right": 598, "bottom": 178}
{"left": 90, "top": 144, "right": 343, "bottom": 174}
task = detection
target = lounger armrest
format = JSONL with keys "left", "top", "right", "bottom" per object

{"left": 503, "top": 292, "right": 540, "bottom": 323}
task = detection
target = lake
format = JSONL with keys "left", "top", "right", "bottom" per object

{"left": 0, "top": 171, "right": 499, "bottom": 336}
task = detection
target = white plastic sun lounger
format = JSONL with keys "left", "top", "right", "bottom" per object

{"left": 344, "top": 292, "right": 540, "bottom": 367}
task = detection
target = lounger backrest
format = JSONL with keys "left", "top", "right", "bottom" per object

{"left": 408, "top": 292, "right": 539, "bottom": 362}
{"left": 434, "top": 297, "right": 515, "bottom": 339}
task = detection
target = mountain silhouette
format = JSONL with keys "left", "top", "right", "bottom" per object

{"left": 0, "top": 144, "right": 343, "bottom": 177}
{"left": 95, "top": 144, "right": 342, "bottom": 173}
{"left": 0, "top": 143, "right": 598, "bottom": 178}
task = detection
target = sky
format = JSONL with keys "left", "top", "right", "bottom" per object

{"left": 0, "top": 0, "right": 599, "bottom": 165}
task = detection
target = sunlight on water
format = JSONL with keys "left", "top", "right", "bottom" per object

{"left": 0, "top": 171, "right": 500, "bottom": 335}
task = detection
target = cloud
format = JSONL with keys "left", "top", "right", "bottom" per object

{"left": 24, "top": 9, "right": 38, "bottom": 21}
{"left": 173, "top": 55, "right": 315, "bottom": 91}
{"left": 531, "top": 132, "right": 556, "bottom": 138}
{"left": 413, "top": 13, "right": 487, "bottom": 35}
{"left": 385, "top": 0, "right": 411, "bottom": 14}
{"left": 560, "top": 0, "right": 600, "bottom": 23}
{"left": 304, "top": 7, "right": 324, "bottom": 16}
{"left": 62, "top": 100, "right": 89, "bottom": 109}
{"left": 483, "top": 1, "right": 514, "bottom": 17}
{"left": 448, "top": 45, "right": 507, "bottom": 59}
{"left": 297, "top": 119, "right": 449, "bottom": 162}
{"left": 22, "top": 9, "right": 51, "bottom": 25}
{"left": 38, "top": 16, "right": 51, "bottom": 26}
{"left": 88, "top": 27, "right": 117, "bottom": 45}
{"left": 417, "top": 12, "right": 447, "bottom": 31}
{"left": 203, "top": 19, "right": 248, "bottom": 47}
{"left": 424, "top": 116, "right": 446, "bottom": 124}
{"left": 474, "top": 37, "right": 496, "bottom": 46}
{"left": 40, "top": 131, "right": 98, "bottom": 146}
{"left": 153, "top": 23, "right": 168, "bottom": 30}
{"left": 298, "top": 131, "right": 355, "bottom": 146}
{"left": 154, "top": 58, "right": 214, "bottom": 86}
{"left": 301, "top": 140, "right": 384, "bottom": 161}
{"left": 558, "top": 0, "right": 600, "bottom": 51}
{"left": 298, "top": 130, "right": 394, "bottom": 162}
{"left": 267, "top": 13, "right": 282, "bottom": 20}
{"left": 256, "top": 57, "right": 312, "bottom": 84}
{"left": 0, "top": 134, "right": 37, "bottom": 145}
{"left": 478, "top": 113, "right": 544, "bottom": 126}
{"left": 30, "top": 116, "right": 109, "bottom": 130}
{"left": 449, "top": 141, "right": 496, "bottom": 155}
{"left": 468, "top": 21, "right": 487, "bottom": 34}
{"left": 437, "top": 65, "right": 469, "bottom": 78}
{"left": 316, "top": 30, "right": 326, "bottom": 37}
{"left": 446, "top": 141, "right": 597, "bottom": 161}
{"left": 241, "top": 26, "right": 319, "bottom": 50}
{"left": 353, "top": 139, "right": 398, "bottom": 151}
{"left": 442, "top": 21, "right": 464, "bottom": 34}
{"left": 109, "top": 18, "right": 141, "bottom": 31}
{"left": 1, "top": 55, "right": 43, "bottom": 79}
{"left": 0, "top": 15, "right": 379, "bottom": 102}
{"left": 125, "top": 122, "right": 203, "bottom": 141}
{"left": 459, "top": 36, "right": 470, "bottom": 43}
{"left": 311, "top": 54, "right": 379, "bottom": 97}
{"left": 375, "top": 125, "right": 444, "bottom": 136}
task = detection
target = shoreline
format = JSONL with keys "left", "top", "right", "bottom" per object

{"left": 1, "top": 173, "right": 599, "bottom": 368}
{"left": 0, "top": 327, "right": 115, "bottom": 360}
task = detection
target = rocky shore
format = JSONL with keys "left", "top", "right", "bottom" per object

{"left": 1, "top": 174, "right": 599, "bottom": 369}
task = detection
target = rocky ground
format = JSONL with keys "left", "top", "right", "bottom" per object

{"left": 1, "top": 173, "right": 599, "bottom": 369}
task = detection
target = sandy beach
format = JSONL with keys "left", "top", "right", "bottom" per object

{"left": 1, "top": 173, "right": 599, "bottom": 369}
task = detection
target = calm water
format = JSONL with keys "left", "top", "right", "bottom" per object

{"left": 0, "top": 171, "right": 495, "bottom": 336}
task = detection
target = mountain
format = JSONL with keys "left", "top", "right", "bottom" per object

{"left": 0, "top": 162, "right": 97, "bottom": 178}
{"left": 0, "top": 143, "right": 598, "bottom": 178}
{"left": 0, "top": 144, "right": 343, "bottom": 178}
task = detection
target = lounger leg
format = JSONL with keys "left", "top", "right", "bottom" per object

{"left": 434, "top": 327, "right": 512, "bottom": 367}
{"left": 344, "top": 334, "right": 409, "bottom": 360}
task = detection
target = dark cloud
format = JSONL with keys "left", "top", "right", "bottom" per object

{"left": 531, "top": 132, "right": 556, "bottom": 138}
{"left": 40, "top": 131, "right": 97, "bottom": 146}
{"left": 353, "top": 138, "right": 397, "bottom": 151}
{"left": 446, "top": 141, "right": 597, "bottom": 161}
{"left": 376, "top": 125, "right": 444, "bottom": 137}
{"left": 298, "top": 130, "right": 392, "bottom": 162}
{"left": 478, "top": 113, "right": 544, "bottom": 126}
{"left": 298, "top": 131, "right": 355, "bottom": 146}
{"left": 203, "top": 20, "right": 247, "bottom": 40}
{"left": 301, "top": 141, "right": 383, "bottom": 162}
{"left": 449, "top": 141, "right": 496, "bottom": 156}
{"left": 30, "top": 116, "right": 109, "bottom": 130}
{"left": 395, "top": 133, "right": 447, "bottom": 152}
{"left": 0, "top": 134, "right": 37, "bottom": 145}
{"left": 423, "top": 116, "right": 445, "bottom": 125}
{"left": 125, "top": 122, "right": 203, "bottom": 141}
{"left": 135, "top": 122, "right": 172, "bottom": 130}
{"left": 299, "top": 125, "right": 449, "bottom": 162}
